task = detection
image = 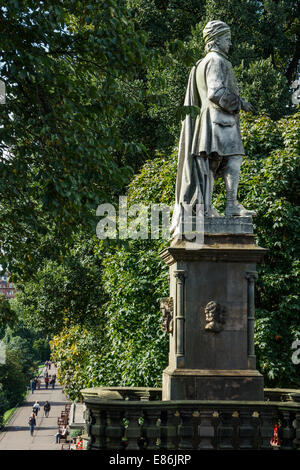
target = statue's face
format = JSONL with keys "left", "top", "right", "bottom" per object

{"left": 218, "top": 33, "right": 232, "bottom": 54}
{"left": 205, "top": 306, "right": 215, "bottom": 322}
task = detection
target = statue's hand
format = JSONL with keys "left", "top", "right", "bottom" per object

{"left": 241, "top": 100, "right": 254, "bottom": 113}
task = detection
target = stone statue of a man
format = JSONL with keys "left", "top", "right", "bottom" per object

{"left": 171, "top": 20, "right": 255, "bottom": 234}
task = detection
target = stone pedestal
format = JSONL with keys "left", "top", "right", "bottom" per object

{"left": 159, "top": 217, "right": 266, "bottom": 401}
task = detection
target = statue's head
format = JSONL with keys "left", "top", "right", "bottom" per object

{"left": 205, "top": 300, "right": 218, "bottom": 323}
{"left": 203, "top": 20, "right": 231, "bottom": 55}
{"left": 204, "top": 300, "right": 226, "bottom": 332}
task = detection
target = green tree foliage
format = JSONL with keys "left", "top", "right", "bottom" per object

{"left": 0, "top": 294, "right": 17, "bottom": 332}
{"left": 239, "top": 113, "right": 300, "bottom": 386}
{"left": 1, "top": 1, "right": 298, "bottom": 278}
{"left": 0, "top": 304, "right": 51, "bottom": 418}
{"left": 5, "top": 2, "right": 300, "bottom": 397}
{"left": 131, "top": 0, "right": 298, "bottom": 154}
{"left": 50, "top": 240, "right": 169, "bottom": 397}
{"left": 16, "top": 235, "right": 106, "bottom": 336}
{"left": 99, "top": 240, "right": 169, "bottom": 386}
{"left": 0, "top": 0, "right": 148, "bottom": 277}
{"left": 0, "top": 348, "right": 29, "bottom": 407}
{"left": 0, "top": 383, "right": 9, "bottom": 428}
{"left": 235, "top": 58, "right": 290, "bottom": 119}
{"left": 50, "top": 325, "right": 97, "bottom": 400}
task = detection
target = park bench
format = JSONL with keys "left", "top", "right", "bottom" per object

{"left": 60, "top": 443, "right": 70, "bottom": 450}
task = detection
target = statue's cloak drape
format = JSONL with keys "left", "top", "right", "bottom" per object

{"left": 171, "top": 60, "right": 210, "bottom": 236}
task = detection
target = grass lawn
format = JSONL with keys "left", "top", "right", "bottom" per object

{"left": 1, "top": 363, "right": 46, "bottom": 430}
{"left": 2, "top": 407, "right": 17, "bottom": 427}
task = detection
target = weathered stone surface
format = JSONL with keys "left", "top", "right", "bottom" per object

{"left": 160, "top": 231, "right": 265, "bottom": 401}
{"left": 81, "top": 388, "right": 123, "bottom": 401}
{"left": 171, "top": 20, "right": 256, "bottom": 235}
{"left": 162, "top": 368, "right": 264, "bottom": 401}
{"left": 204, "top": 216, "right": 253, "bottom": 234}
{"left": 81, "top": 386, "right": 162, "bottom": 401}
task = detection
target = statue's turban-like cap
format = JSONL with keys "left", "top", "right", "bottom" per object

{"left": 203, "top": 20, "right": 230, "bottom": 44}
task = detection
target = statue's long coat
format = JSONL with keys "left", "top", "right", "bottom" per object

{"left": 171, "top": 50, "right": 245, "bottom": 235}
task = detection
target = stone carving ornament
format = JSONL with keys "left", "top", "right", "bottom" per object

{"left": 160, "top": 297, "right": 174, "bottom": 334}
{"left": 204, "top": 301, "right": 226, "bottom": 333}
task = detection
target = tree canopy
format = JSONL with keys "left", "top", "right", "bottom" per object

{"left": 0, "top": 1, "right": 299, "bottom": 398}
{"left": 0, "top": 0, "right": 148, "bottom": 277}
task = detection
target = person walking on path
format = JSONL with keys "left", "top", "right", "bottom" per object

{"left": 30, "top": 379, "right": 35, "bottom": 394}
{"left": 28, "top": 413, "right": 36, "bottom": 436}
{"left": 36, "top": 378, "right": 41, "bottom": 390}
{"left": 43, "top": 401, "right": 51, "bottom": 417}
{"left": 48, "top": 361, "right": 51, "bottom": 370}
{"left": 45, "top": 376, "right": 49, "bottom": 389}
{"left": 32, "top": 379, "right": 37, "bottom": 393}
{"left": 50, "top": 377, "right": 56, "bottom": 390}
{"left": 33, "top": 401, "right": 40, "bottom": 416}
{"left": 0, "top": 364, "right": 69, "bottom": 451}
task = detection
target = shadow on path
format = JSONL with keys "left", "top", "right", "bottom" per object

{"left": 22, "top": 401, "right": 67, "bottom": 407}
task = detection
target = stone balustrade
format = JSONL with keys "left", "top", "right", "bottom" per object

{"left": 81, "top": 387, "right": 300, "bottom": 451}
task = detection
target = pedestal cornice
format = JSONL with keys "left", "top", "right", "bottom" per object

{"left": 160, "top": 244, "right": 267, "bottom": 266}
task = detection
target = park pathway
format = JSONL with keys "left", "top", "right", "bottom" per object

{"left": 0, "top": 365, "right": 69, "bottom": 450}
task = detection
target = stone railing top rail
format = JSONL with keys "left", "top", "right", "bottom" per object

{"left": 81, "top": 386, "right": 162, "bottom": 401}
{"left": 81, "top": 386, "right": 300, "bottom": 403}
{"left": 81, "top": 399, "right": 300, "bottom": 410}
{"left": 264, "top": 388, "right": 300, "bottom": 402}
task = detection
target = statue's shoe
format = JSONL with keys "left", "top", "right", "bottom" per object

{"left": 206, "top": 206, "right": 221, "bottom": 217}
{"left": 225, "top": 203, "right": 256, "bottom": 217}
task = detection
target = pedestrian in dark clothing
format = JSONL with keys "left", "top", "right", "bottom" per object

{"left": 32, "top": 379, "right": 37, "bottom": 393}
{"left": 44, "top": 401, "right": 51, "bottom": 417}
{"left": 50, "top": 378, "right": 56, "bottom": 390}
{"left": 29, "top": 413, "right": 36, "bottom": 436}
{"left": 30, "top": 379, "right": 35, "bottom": 394}
{"left": 45, "top": 376, "right": 49, "bottom": 389}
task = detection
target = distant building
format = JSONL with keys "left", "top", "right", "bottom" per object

{"left": 0, "top": 273, "right": 16, "bottom": 299}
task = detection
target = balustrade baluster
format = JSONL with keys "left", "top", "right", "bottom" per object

{"left": 89, "top": 408, "right": 108, "bottom": 450}
{"left": 165, "top": 408, "right": 178, "bottom": 449}
{"left": 218, "top": 410, "right": 235, "bottom": 449}
{"left": 238, "top": 409, "right": 255, "bottom": 449}
{"left": 178, "top": 408, "right": 194, "bottom": 450}
{"left": 280, "top": 409, "right": 296, "bottom": 450}
{"left": 159, "top": 409, "right": 168, "bottom": 449}
{"left": 198, "top": 409, "right": 215, "bottom": 449}
{"left": 144, "top": 408, "right": 161, "bottom": 450}
{"left": 84, "top": 408, "right": 93, "bottom": 450}
{"left": 125, "top": 407, "right": 142, "bottom": 450}
{"left": 293, "top": 411, "right": 300, "bottom": 450}
{"left": 259, "top": 408, "right": 276, "bottom": 449}
{"left": 106, "top": 407, "right": 124, "bottom": 450}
